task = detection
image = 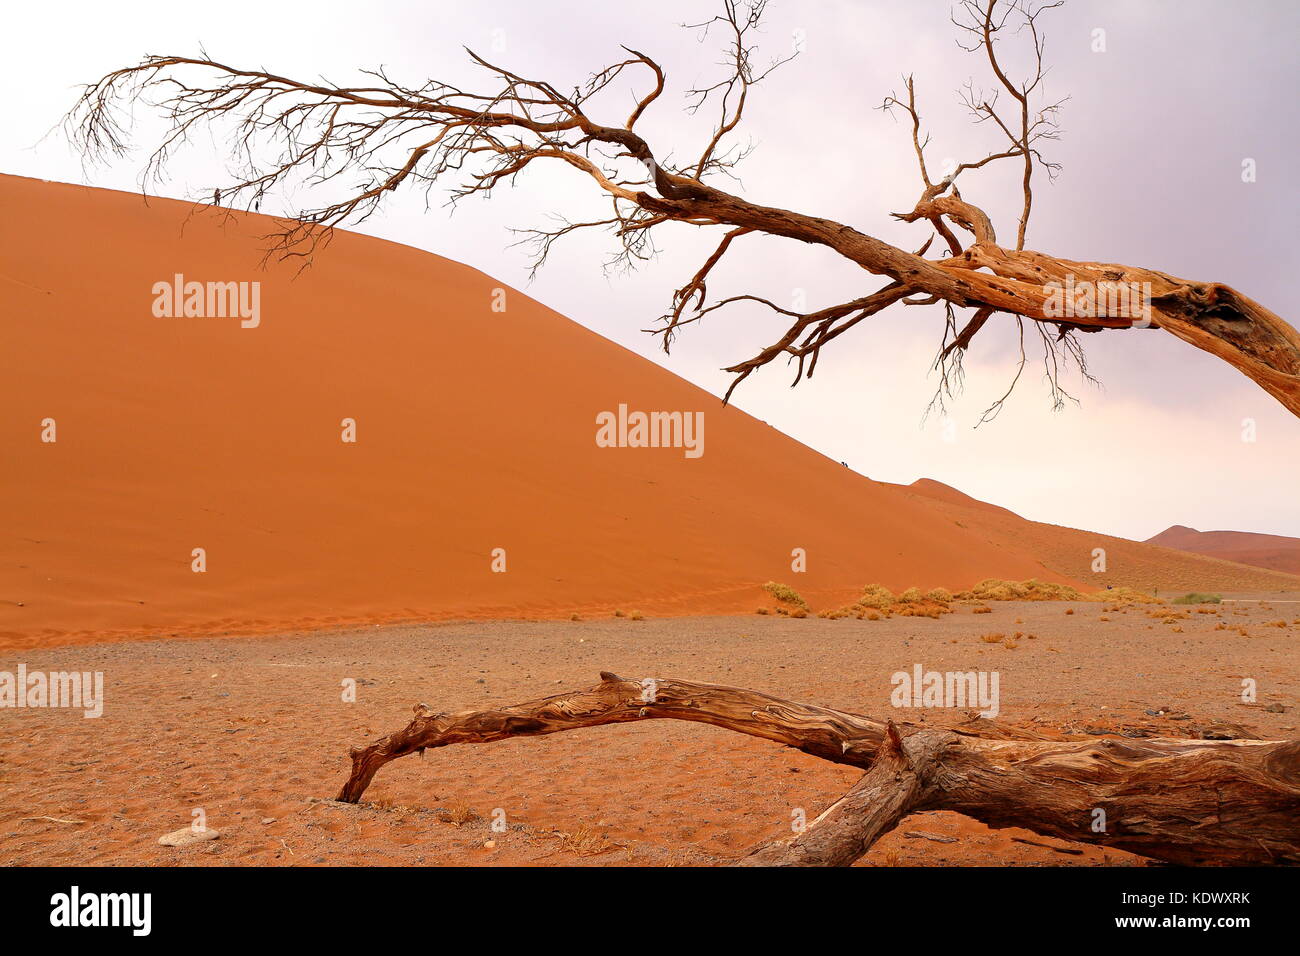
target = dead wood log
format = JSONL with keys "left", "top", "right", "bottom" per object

{"left": 336, "top": 672, "right": 1300, "bottom": 866}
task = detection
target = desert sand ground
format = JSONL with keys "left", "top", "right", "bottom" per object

{"left": 2, "top": 596, "right": 1295, "bottom": 867}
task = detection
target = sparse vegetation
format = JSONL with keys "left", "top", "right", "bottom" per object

{"left": 437, "top": 804, "right": 479, "bottom": 827}
{"left": 954, "top": 578, "right": 1165, "bottom": 605}
{"left": 558, "top": 823, "right": 622, "bottom": 857}
{"left": 1173, "top": 592, "right": 1223, "bottom": 605}
{"left": 823, "top": 582, "right": 952, "bottom": 620}
{"left": 956, "top": 578, "right": 1085, "bottom": 602}
{"left": 896, "top": 586, "right": 924, "bottom": 604}
{"left": 762, "top": 581, "right": 809, "bottom": 611}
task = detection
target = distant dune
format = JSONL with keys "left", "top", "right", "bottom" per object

{"left": 1146, "top": 525, "right": 1300, "bottom": 576}
{"left": 890, "top": 482, "right": 1300, "bottom": 596}
{"left": 2, "top": 175, "right": 1295, "bottom": 647}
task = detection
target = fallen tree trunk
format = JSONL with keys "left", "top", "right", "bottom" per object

{"left": 336, "top": 672, "right": 1300, "bottom": 866}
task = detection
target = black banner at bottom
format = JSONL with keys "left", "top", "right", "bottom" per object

{"left": 0, "top": 864, "right": 1287, "bottom": 942}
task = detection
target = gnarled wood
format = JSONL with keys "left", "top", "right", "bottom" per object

{"left": 337, "top": 672, "right": 1300, "bottom": 866}
{"left": 65, "top": 0, "right": 1300, "bottom": 420}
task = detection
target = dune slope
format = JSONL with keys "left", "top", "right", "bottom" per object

{"left": 1, "top": 175, "right": 1293, "bottom": 648}
{"left": 891, "top": 484, "right": 1300, "bottom": 595}
{"left": 0, "top": 175, "right": 1062, "bottom": 646}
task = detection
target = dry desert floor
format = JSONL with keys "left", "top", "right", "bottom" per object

{"left": 2, "top": 596, "right": 1297, "bottom": 867}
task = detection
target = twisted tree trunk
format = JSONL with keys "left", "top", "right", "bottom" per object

{"left": 336, "top": 672, "right": 1300, "bottom": 866}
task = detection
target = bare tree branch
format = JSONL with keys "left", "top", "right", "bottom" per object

{"left": 62, "top": 0, "right": 1300, "bottom": 419}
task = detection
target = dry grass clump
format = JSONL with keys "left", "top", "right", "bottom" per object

{"left": 954, "top": 578, "right": 1166, "bottom": 606}
{"left": 858, "top": 583, "right": 896, "bottom": 610}
{"left": 763, "top": 581, "right": 809, "bottom": 610}
{"left": 971, "top": 605, "right": 992, "bottom": 614}
{"left": 825, "top": 583, "right": 953, "bottom": 620}
{"left": 558, "top": 824, "right": 623, "bottom": 857}
{"left": 1101, "top": 587, "right": 1164, "bottom": 605}
{"left": 436, "top": 804, "right": 480, "bottom": 827}
{"left": 1172, "top": 592, "right": 1223, "bottom": 605}
{"left": 955, "top": 578, "right": 1085, "bottom": 602}
{"left": 979, "top": 631, "right": 1026, "bottom": 648}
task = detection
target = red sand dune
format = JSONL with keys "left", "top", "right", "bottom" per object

{"left": 1146, "top": 525, "right": 1300, "bottom": 576}
{"left": 891, "top": 481, "right": 1300, "bottom": 595}
{"left": 1, "top": 175, "right": 1294, "bottom": 648}
{"left": 905, "top": 478, "right": 1021, "bottom": 520}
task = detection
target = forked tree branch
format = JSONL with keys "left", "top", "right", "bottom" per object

{"left": 63, "top": 0, "right": 1300, "bottom": 419}
{"left": 336, "top": 672, "right": 1300, "bottom": 867}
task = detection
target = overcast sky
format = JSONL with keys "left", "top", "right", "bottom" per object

{"left": 4, "top": 0, "right": 1297, "bottom": 539}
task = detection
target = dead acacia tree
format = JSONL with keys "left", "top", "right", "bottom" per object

{"left": 65, "top": 0, "right": 1299, "bottom": 419}
{"left": 65, "top": 1, "right": 1300, "bottom": 864}
{"left": 336, "top": 672, "right": 1300, "bottom": 866}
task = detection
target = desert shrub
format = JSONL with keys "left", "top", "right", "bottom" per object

{"left": 822, "top": 582, "right": 951, "bottom": 621}
{"left": 1172, "top": 592, "right": 1223, "bottom": 605}
{"left": 859, "top": 583, "right": 895, "bottom": 610}
{"left": 763, "top": 581, "right": 809, "bottom": 610}
{"left": 1101, "top": 587, "right": 1164, "bottom": 605}
{"left": 955, "top": 578, "right": 1085, "bottom": 602}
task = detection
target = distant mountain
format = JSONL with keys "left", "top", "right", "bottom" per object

{"left": 1145, "top": 526, "right": 1300, "bottom": 576}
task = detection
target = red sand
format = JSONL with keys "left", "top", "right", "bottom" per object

{"left": 2, "top": 174, "right": 1295, "bottom": 649}
{"left": 1147, "top": 525, "right": 1300, "bottom": 577}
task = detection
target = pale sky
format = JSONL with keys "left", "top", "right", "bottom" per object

{"left": 3, "top": 0, "right": 1297, "bottom": 539}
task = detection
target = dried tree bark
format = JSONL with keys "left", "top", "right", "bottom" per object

{"left": 63, "top": 0, "right": 1300, "bottom": 420}
{"left": 337, "top": 672, "right": 1300, "bottom": 866}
